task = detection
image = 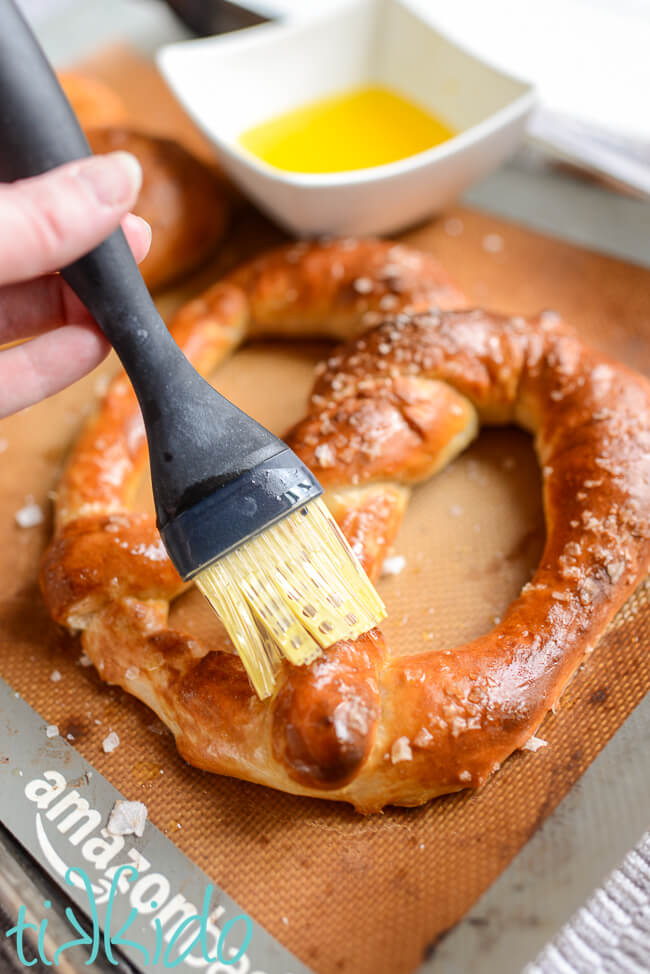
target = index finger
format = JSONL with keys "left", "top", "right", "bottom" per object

{"left": 0, "top": 212, "right": 151, "bottom": 344}
{"left": 0, "top": 153, "right": 141, "bottom": 287}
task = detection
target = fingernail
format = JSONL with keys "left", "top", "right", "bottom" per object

{"left": 136, "top": 215, "right": 152, "bottom": 251}
{"left": 78, "top": 151, "right": 142, "bottom": 206}
{"left": 126, "top": 213, "right": 152, "bottom": 250}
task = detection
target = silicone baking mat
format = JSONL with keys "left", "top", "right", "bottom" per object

{"left": 0, "top": 47, "right": 648, "bottom": 974}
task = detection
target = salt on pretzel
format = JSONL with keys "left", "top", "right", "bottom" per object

{"left": 40, "top": 239, "right": 650, "bottom": 813}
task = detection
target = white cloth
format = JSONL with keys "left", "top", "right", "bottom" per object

{"left": 526, "top": 832, "right": 650, "bottom": 974}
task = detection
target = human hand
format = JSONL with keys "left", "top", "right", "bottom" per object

{"left": 0, "top": 151, "right": 151, "bottom": 417}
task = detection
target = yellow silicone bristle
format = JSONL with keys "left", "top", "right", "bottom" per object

{"left": 195, "top": 497, "right": 386, "bottom": 699}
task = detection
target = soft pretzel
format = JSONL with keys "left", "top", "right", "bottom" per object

{"left": 40, "top": 239, "right": 650, "bottom": 813}
{"left": 58, "top": 73, "right": 230, "bottom": 290}
{"left": 86, "top": 128, "right": 229, "bottom": 291}
{"left": 59, "top": 72, "right": 128, "bottom": 129}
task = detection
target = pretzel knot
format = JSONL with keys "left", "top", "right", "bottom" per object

{"left": 40, "top": 239, "right": 650, "bottom": 813}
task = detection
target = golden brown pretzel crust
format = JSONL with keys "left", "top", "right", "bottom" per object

{"left": 59, "top": 73, "right": 128, "bottom": 129}
{"left": 59, "top": 72, "right": 229, "bottom": 289}
{"left": 40, "top": 240, "right": 650, "bottom": 812}
{"left": 86, "top": 128, "right": 229, "bottom": 291}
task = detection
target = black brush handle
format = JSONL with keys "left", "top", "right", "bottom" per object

{"left": 0, "top": 0, "right": 286, "bottom": 529}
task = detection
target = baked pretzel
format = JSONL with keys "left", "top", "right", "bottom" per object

{"left": 86, "top": 128, "right": 229, "bottom": 291}
{"left": 59, "top": 72, "right": 127, "bottom": 129}
{"left": 59, "top": 74, "right": 230, "bottom": 290}
{"left": 40, "top": 239, "right": 650, "bottom": 813}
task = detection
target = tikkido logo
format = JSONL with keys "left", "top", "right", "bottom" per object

{"left": 5, "top": 769, "right": 274, "bottom": 972}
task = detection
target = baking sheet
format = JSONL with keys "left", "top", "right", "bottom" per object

{"left": 0, "top": 48, "right": 649, "bottom": 974}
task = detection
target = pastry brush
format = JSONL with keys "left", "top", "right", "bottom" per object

{"left": 0, "top": 0, "right": 385, "bottom": 698}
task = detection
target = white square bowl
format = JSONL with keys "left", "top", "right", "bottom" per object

{"left": 157, "top": 0, "right": 535, "bottom": 237}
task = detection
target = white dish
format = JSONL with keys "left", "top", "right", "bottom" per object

{"left": 158, "top": 0, "right": 536, "bottom": 237}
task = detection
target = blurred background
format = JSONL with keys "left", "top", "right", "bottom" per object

{"left": 17, "top": 0, "right": 650, "bottom": 213}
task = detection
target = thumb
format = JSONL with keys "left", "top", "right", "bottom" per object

{"left": 0, "top": 152, "right": 142, "bottom": 287}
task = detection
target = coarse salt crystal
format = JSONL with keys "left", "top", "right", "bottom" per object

{"left": 444, "top": 217, "right": 464, "bottom": 237}
{"left": 482, "top": 233, "right": 504, "bottom": 254}
{"left": 579, "top": 585, "right": 595, "bottom": 605}
{"left": 15, "top": 499, "right": 44, "bottom": 528}
{"left": 353, "top": 277, "right": 374, "bottom": 294}
{"left": 102, "top": 731, "right": 120, "bottom": 754}
{"left": 391, "top": 736, "right": 413, "bottom": 763}
{"left": 381, "top": 555, "right": 406, "bottom": 577}
{"left": 314, "top": 444, "right": 335, "bottom": 468}
{"left": 540, "top": 309, "right": 561, "bottom": 325}
{"left": 607, "top": 561, "right": 625, "bottom": 584}
{"left": 521, "top": 735, "right": 548, "bottom": 752}
{"left": 94, "top": 375, "right": 111, "bottom": 398}
{"left": 45, "top": 725, "right": 58, "bottom": 738}
{"left": 459, "top": 770, "right": 472, "bottom": 783}
{"left": 107, "top": 800, "right": 148, "bottom": 837}
{"left": 50, "top": 670, "right": 62, "bottom": 683}
{"left": 414, "top": 727, "right": 433, "bottom": 748}
{"left": 79, "top": 654, "right": 93, "bottom": 667}
{"left": 125, "top": 666, "right": 139, "bottom": 680}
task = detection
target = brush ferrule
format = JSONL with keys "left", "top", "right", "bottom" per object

{"left": 160, "top": 448, "right": 323, "bottom": 580}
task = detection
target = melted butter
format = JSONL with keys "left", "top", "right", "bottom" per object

{"left": 239, "top": 84, "right": 455, "bottom": 174}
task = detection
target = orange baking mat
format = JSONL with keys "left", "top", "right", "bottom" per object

{"left": 0, "top": 47, "right": 649, "bottom": 974}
